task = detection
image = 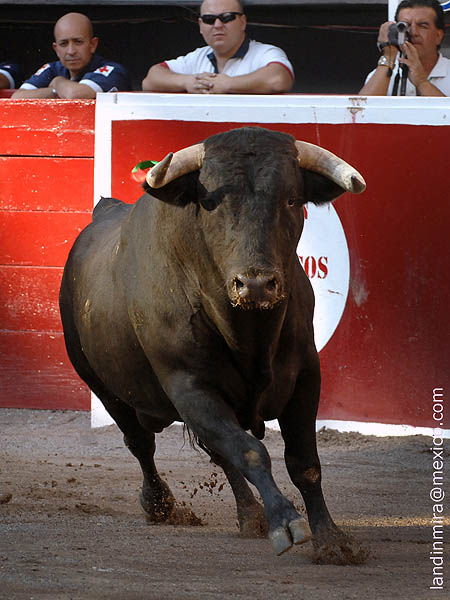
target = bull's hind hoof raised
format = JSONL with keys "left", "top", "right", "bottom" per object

{"left": 269, "top": 517, "right": 311, "bottom": 555}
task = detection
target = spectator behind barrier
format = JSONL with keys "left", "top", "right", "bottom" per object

{"left": 13, "top": 12, "right": 130, "bottom": 99}
{"left": 359, "top": 0, "right": 449, "bottom": 96}
{"left": 142, "top": 0, "right": 294, "bottom": 94}
{"left": 0, "top": 62, "right": 23, "bottom": 89}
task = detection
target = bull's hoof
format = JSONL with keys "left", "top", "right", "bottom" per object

{"left": 269, "top": 517, "right": 311, "bottom": 556}
{"left": 313, "top": 531, "right": 369, "bottom": 565}
{"left": 238, "top": 502, "right": 268, "bottom": 538}
{"left": 140, "top": 478, "right": 175, "bottom": 523}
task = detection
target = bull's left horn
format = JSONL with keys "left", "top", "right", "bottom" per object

{"left": 146, "top": 143, "right": 205, "bottom": 188}
{"left": 295, "top": 141, "right": 366, "bottom": 194}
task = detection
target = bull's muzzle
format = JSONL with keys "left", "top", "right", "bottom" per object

{"left": 230, "top": 272, "right": 284, "bottom": 310}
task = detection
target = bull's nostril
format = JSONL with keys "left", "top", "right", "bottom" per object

{"left": 267, "top": 278, "right": 277, "bottom": 292}
{"left": 230, "top": 272, "right": 283, "bottom": 308}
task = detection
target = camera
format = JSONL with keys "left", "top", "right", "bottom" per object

{"left": 388, "top": 21, "right": 411, "bottom": 48}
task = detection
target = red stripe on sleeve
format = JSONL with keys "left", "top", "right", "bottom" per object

{"left": 267, "top": 61, "right": 294, "bottom": 80}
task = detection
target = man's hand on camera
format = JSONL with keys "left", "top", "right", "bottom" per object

{"left": 398, "top": 41, "right": 444, "bottom": 96}
{"left": 378, "top": 21, "right": 394, "bottom": 45}
{"left": 399, "top": 41, "right": 427, "bottom": 87}
{"left": 377, "top": 22, "right": 399, "bottom": 59}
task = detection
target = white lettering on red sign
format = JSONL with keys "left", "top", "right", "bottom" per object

{"left": 297, "top": 204, "right": 350, "bottom": 352}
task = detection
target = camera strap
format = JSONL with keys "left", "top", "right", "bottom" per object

{"left": 392, "top": 54, "right": 410, "bottom": 96}
{"left": 393, "top": 71, "right": 401, "bottom": 96}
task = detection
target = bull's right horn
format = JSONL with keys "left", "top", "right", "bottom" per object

{"left": 295, "top": 141, "right": 366, "bottom": 194}
{"left": 146, "top": 143, "right": 205, "bottom": 188}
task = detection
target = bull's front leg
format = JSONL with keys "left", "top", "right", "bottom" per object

{"left": 168, "top": 372, "right": 310, "bottom": 555}
{"left": 278, "top": 364, "right": 369, "bottom": 565}
{"left": 199, "top": 445, "right": 268, "bottom": 538}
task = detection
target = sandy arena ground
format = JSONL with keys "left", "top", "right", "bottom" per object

{"left": 0, "top": 408, "right": 448, "bottom": 599}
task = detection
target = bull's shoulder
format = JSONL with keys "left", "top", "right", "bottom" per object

{"left": 92, "top": 197, "right": 132, "bottom": 223}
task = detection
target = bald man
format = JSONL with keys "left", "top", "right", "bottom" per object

{"left": 13, "top": 12, "right": 130, "bottom": 99}
{"left": 143, "top": 0, "right": 293, "bottom": 94}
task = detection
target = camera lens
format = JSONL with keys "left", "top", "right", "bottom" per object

{"left": 387, "top": 21, "right": 410, "bottom": 48}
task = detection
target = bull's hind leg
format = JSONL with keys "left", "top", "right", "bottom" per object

{"left": 95, "top": 393, "right": 176, "bottom": 521}
{"left": 97, "top": 395, "right": 176, "bottom": 521}
{"left": 61, "top": 336, "right": 175, "bottom": 520}
{"left": 117, "top": 407, "right": 176, "bottom": 522}
{"left": 199, "top": 444, "right": 268, "bottom": 538}
{"left": 278, "top": 366, "right": 368, "bottom": 565}
{"left": 60, "top": 282, "right": 175, "bottom": 521}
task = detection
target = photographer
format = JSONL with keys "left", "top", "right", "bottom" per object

{"left": 359, "top": 0, "right": 449, "bottom": 96}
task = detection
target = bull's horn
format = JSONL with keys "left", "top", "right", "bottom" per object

{"left": 146, "top": 143, "right": 205, "bottom": 188}
{"left": 295, "top": 141, "right": 366, "bottom": 194}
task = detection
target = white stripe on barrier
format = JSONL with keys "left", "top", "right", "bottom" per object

{"left": 91, "top": 396, "right": 449, "bottom": 438}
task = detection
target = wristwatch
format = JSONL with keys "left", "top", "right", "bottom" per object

{"left": 378, "top": 55, "right": 394, "bottom": 69}
{"left": 377, "top": 41, "right": 392, "bottom": 53}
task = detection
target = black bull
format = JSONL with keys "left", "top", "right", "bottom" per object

{"left": 60, "top": 127, "right": 367, "bottom": 563}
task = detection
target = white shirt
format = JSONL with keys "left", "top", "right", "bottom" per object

{"left": 164, "top": 38, "right": 294, "bottom": 79}
{"left": 364, "top": 52, "right": 450, "bottom": 96}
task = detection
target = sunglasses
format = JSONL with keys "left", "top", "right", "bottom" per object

{"left": 199, "top": 12, "right": 243, "bottom": 25}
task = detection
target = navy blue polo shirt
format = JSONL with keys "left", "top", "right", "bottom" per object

{"left": 21, "top": 54, "right": 130, "bottom": 92}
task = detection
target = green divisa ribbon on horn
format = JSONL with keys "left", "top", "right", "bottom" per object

{"left": 131, "top": 160, "right": 159, "bottom": 183}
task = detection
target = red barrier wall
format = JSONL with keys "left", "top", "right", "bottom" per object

{"left": 1, "top": 97, "right": 448, "bottom": 433}
{"left": 0, "top": 100, "right": 94, "bottom": 409}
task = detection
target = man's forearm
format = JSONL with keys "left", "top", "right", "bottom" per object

{"left": 0, "top": 73, "right": 11, "bottom": 89}
{"left": 142, "top": 65, "right": 189, "bottom": 92}
{"left": 52, "top": 77, "right": 96, "bottom": 99}
{"left": 12, "top": 79, "right": 96, "bottom": 99}
{"left": 359, "top": 40, "right": 398, "bottom": 96}
{"left": 224, "top": 64, "right": 293, "bottom": 94}
{"left": 12, "top": 87, "right": 56, "bottom": 98}
{"left": 358, "top": 67, "right": 392, "bottom": 95}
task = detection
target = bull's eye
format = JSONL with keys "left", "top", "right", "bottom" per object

{"left": 200, "top": 187, "right": 228, "bottom": 211}
{"left": 287, "top": 196, "right": 297, "bottom": 207}
{"left": 201, "top": 197, "right": 217, "bottom": 211}
{"left": 201, "top": 192, "right": 222, "bottom": 211}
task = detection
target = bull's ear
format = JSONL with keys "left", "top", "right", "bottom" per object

{"left": 142, "top": 172, "right": 199, "bottom": 206}
{"left": 302, "top": 169, "right": 347, "bottom": 206}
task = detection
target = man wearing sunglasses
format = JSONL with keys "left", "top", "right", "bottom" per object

{"left": 142, "top": 0, "right": 294, "bottom": 94}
